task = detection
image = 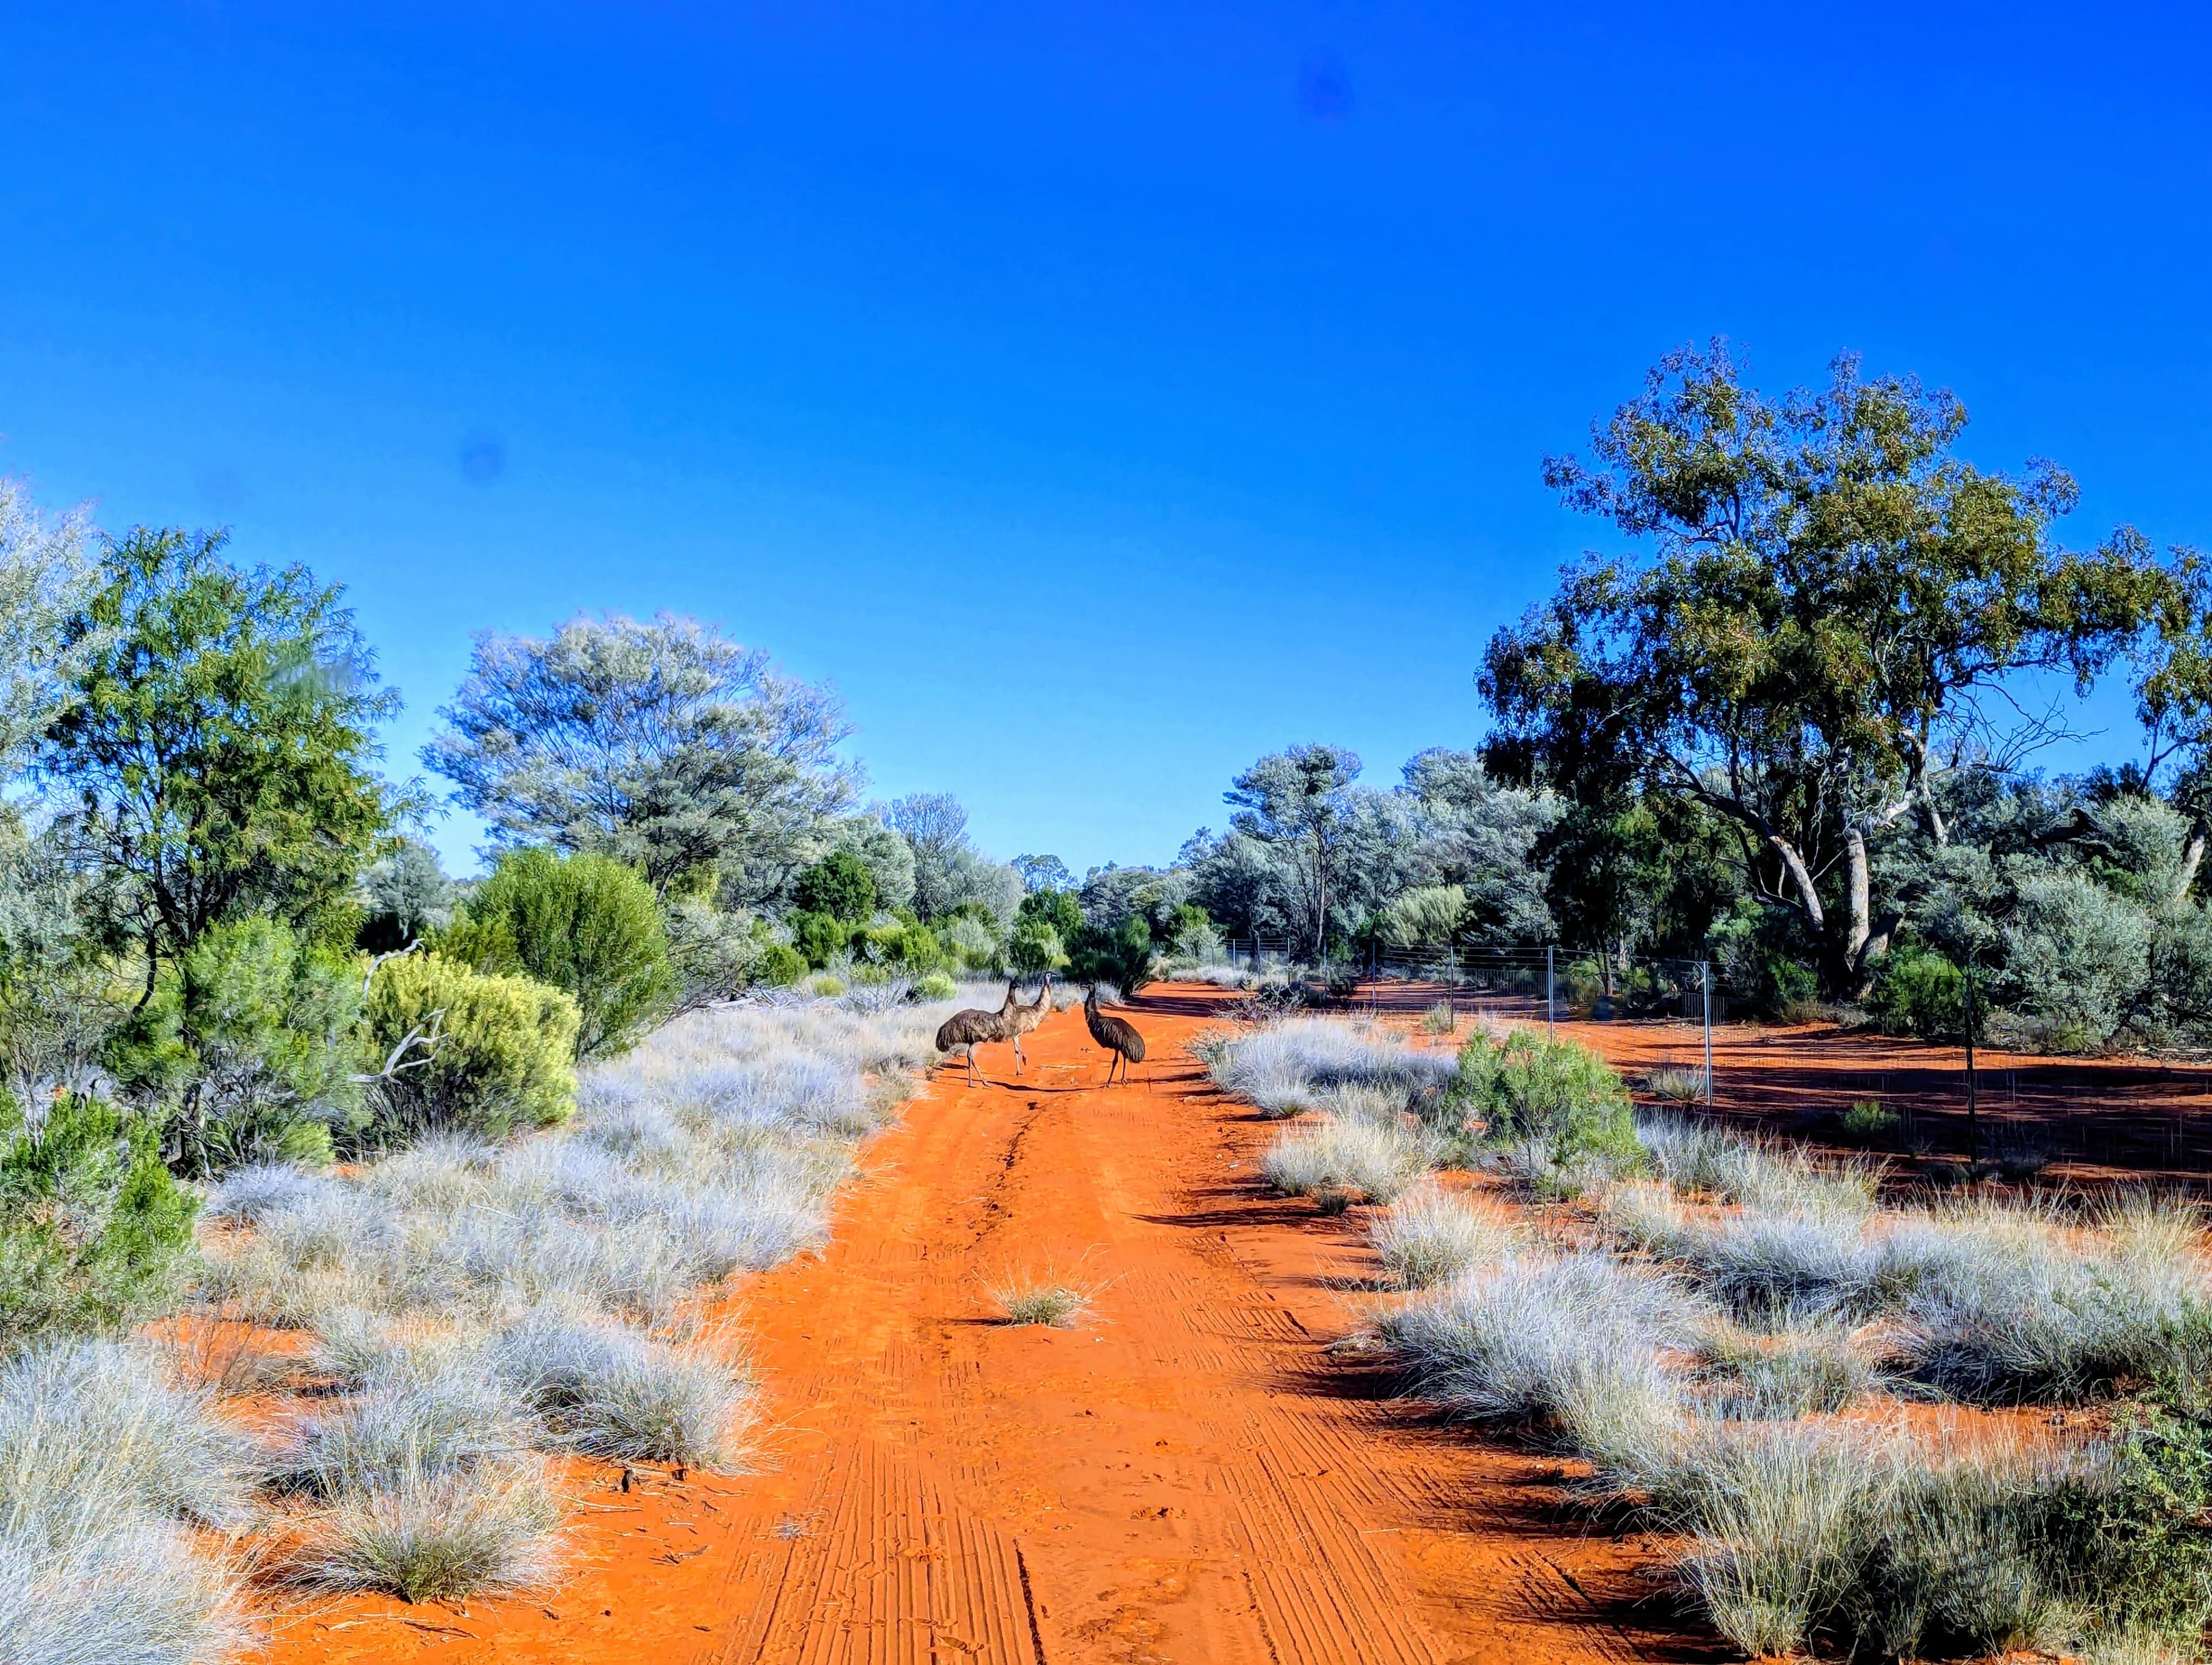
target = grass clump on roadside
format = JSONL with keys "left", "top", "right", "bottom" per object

{"left": 1367, "top": 1181, "right": 1518, "bottom": 1288}
{"left": 1197, "top": 1017, "right": 1456, "bottom": 1120}
{"left": 1419, "top": 1001, "right": 1457, "bottom": 1036}
{"left": 1260, "top": 1113, "right": 1441, "bottom": 1206}
{"left": 1641, "top": 1065, "right": 1707, "bottom": 1108}
{"left": 287, "top": 1463, "right": 565, "bottom": 1603}
{"left": 0, "top": 1337, "right": 252, "bottom": 1664}
{"left": 986, "top": 1272, "right": 1100, "bottom": 1328}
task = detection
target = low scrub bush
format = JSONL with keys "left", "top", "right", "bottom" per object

{"left": 1838, "top": 1098, "right": 1900, "bottom": 1144}
{"left": 0, "top": 1095, "right": 196, "bottom": 1350}
{"left": 986, "top": 1276, "right": 1096, "bottom": 1328}
{"left": 1202, "top": 1017, "right": 1456, "bottom": 1119}
{"left": 444, "top": 848, "right": 673, "bottom": 1060}
{"left": 1419, "top": 1000, "right": 1457, "bottom": 1036}
{"left": 110, "top": 915, "right": 363, "bottom": 1173}
{"left": 361, "top": 952, "right": 579, "bottom": 1144}
{"left": 1380, "top": 1251, "right": 1698, "bottom": 1474}
{"left": 1367, "top": 1182, "right": 1517, "bottom": 1289}
{"left": 1259, "top": 1113, "right": 1440, "bottom": 1205}
{"left": 1447, "top": 1029, "right": 1640, "bottom": 1169}
{"left": 490, "top": 1308, "right": 752, "bottom": 1466}
{"left": 1692, "top": 1325, "right": 1873, "bottom": 1419}
{"left": 1867, "top": 943, "right": 1967, "bottom": 1039}
{"left": 286, "top": 1462, "right": 563, "bottom": 1603}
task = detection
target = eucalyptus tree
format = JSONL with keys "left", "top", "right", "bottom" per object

{"left": 0, "top": 477, "right": 97, "bottom": 779}
{"left": 1222, "top": 745, "right": 1363, "bottom": 960}
{"left": 41, "top": 529, "right": 397, "bottom": 997}
{"left": 426, "top": 613, "right": 857, "bottom": 902}
{"left": 1482, "top": 344, "right": 2173, "bottom": 992}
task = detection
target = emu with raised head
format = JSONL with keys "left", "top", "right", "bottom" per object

{"left": 1082, "top": 984, "right": 1146, "bottom": 1086}
{"left": 1002, "top": 972, "right": 1054, "bottom": 1074}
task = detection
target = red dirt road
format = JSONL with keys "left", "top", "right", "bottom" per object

{"left": 263, "top": 987, "right": 1684, "bottom": 1665}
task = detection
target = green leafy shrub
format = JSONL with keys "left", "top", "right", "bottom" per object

{"left": 793, "top": 851, "right": 876, "bottom": 924}
{"left": 787, "top": 908, "right": 853, "bottom": 970}
{"left": 444, "top": 849, "right": 673, "bottom": 1060}
{"left": 756, "top": 943, "right": 806, "bottom": 987}
{"left": 1008, "top": 917, "right": 1066, "bottom": 977}
{"left": 110, "top": 915, "right": 363, "bottom": 1175}
{"left": 1018, "top": 889, "right": 1084, "bottom": 941}
{"left": 911, "top": 971, "right": 957, "bottom": 1001}
{"left": 1070, "top": 917, "right": 1153, "bottom": 995}
{"left": 0, "top": 1095, "right": 196, "bottom": 1350}
{"left": 1446, "top": 1029, "right": 1640, "bottom": 1168}
{"left": 858, "top": 918, "right": 946, "bottom": 976}
{"left": 660, "top": 898, "right": 766, "bottom": 1010}
{"left": 934, "top": 913, "right": 998, "bottom": 973}
{"left": 361, "top": 953, "right": 578, "bottom": 1143}
{"left": 2006, "top": 873, "right": 2153, "bottom": 1050}
{"left": 1838, "top": 1099, "right": 1900, "bottom": 1144}
{"left": 1868, "top": 945, "right": 1967, "bottom": 1039}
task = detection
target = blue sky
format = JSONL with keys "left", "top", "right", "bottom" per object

{"left": 3, "top": 2, "right": 2208, "bottom": 875}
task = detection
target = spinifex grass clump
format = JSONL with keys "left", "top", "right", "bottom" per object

{"left": 185, "top": 985, "right": 978, "bottom": 1607}
{"left": 1259, "top": 1112, "right": 1442, "bottom": 1206}
{"left": 1419, "top": 1001, "right": 1458, "bottom": 1036}
{"left": 1367, "top": 1182, "right": 1518, "bottom": 1289}
{"left": 1198, "top": 1017, "right": 1456, "bottom": 1119}
{"left": 0, "top": 1338, "right": 252, "bottom": 1664}
{"left": 1642, "top": 1065, "right": 1708, "bottom": 1108}
{"left": 987, "top": 1273, "right": 1099, "bottom": 1328}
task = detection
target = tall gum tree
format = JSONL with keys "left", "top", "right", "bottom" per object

{"left": 1481, "top": 344, "right": 2175, "bottom": 992}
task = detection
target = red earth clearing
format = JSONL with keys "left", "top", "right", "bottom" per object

{"left": 252, "top": 984, "right": 1706, "bottom": 1665}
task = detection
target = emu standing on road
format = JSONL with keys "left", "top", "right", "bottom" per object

{"left": 1003, "top": 973, "right": 1054, "bottom": 1075}
{"left": 1082, "top": 984, "right": 1146, "bottom": 1086}
{"left": 935, "top": 981, "right": 1020, "bottom": 1086}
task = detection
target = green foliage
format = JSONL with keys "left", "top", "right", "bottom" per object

{"left": 1447, "top": 1029, "right": 1641, "bottom": 1167}
{"left": 423, "top": 613, "right": 856, "bottom": 902}
{"left": 2006, "top": 872, "right": 2153, "bottom": 1049}
{"left": 1483, "top": 345, "right": 2174, "bottom": 992}
{"left": 756, "top": 942, "right": 806, "bottom": 987}
{"left": 0, "top": 1095, "right": 196, "bottom": 1351}
{"left": 112, "top": 915, "right": 363, "bottom": 1175}
{"left": 1069, "top": 916, "right": 1154, "bottom": 995}
{"left": 1868, "top": 943, "right": 1967, "bottom": 1039}
{"left": 44, "top": 526, "right": 399, "bottom": 972}
{"left": 360, "top": 952, "right": 579, "bottom": 1143}
{"left": 1838, "top": 1099, "right": 1901, "bottom": 1144}
{"left": 445, "top": 849, "right": 673, "bottom": 1060}
{"left": 660, "top": 897, "right": 767, "bottom": 1010}
{"left": 793, "top": 851, "right": 877, "bottom": 924}
{"left": 357, "top": 838, "right": 456, "bottom": 955}
{"left": 1017, "top": 888, "right": 1084, "bottom": 940}
{"left": 787, "top": 908, "right": 854, "bottom": 970}
{"left": 911, "top": 971, "right": 957, "bottom": 1001}
{"left": 2040, "top": 1389, "right": 2212, "bottom": 1646}
{"left": 1007, "top": 917, "right": 1066, "bottom": 977}
{"left": 934, "top": 912, "right": 999, "bottom": 973}
{"left": 857, "top": 917, "right": 945, "bottom": 976}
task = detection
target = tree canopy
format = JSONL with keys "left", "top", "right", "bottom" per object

{"left": 1482, "top": 344, "right": 2175, "bottom": 989}
{"left": 425, "top": 613, "right": 857, "bottom": 900}
{"left": 41, "top": 528, "right": 397, "bottom": 989}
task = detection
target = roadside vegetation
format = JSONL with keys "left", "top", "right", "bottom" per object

{"left": 1210, "top": 1008, "right": 2212, "bottom": 1663}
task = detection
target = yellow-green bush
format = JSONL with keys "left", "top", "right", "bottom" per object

{"left": 361, "top": 953, "right": 579, "bottom": 1144}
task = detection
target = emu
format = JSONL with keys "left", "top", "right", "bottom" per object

{"left": 1082, "top": 984, "right": 1146, "bottom": 1086}
{"left": 1003, "top": 972, "right": 1054, "bottom": 1075}
{"left": 935, "top": 981, "right": 1020, "bottom": 1086}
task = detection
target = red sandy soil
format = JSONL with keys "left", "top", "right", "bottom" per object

{"left": 253, "top": 985, "right": 1703, "bottom": 1665}
{"left": 1350, "top": 980, "right": 2212, "bottom": 1190}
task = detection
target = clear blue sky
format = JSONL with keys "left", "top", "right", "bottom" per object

{"left": 3, "top": 2, "right": 2207, "bottom": 875}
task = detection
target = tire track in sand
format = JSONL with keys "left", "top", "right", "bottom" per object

{"left": 688, "top": 989, "right": 1690, "bottom": 1665}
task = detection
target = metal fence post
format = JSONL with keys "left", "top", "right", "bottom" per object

{"left": 1546, "top": 945, "right": 1555, "bottom": 1040}
{"left": 1702, "top": 959, "right": 1714, "bottom": 1109}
